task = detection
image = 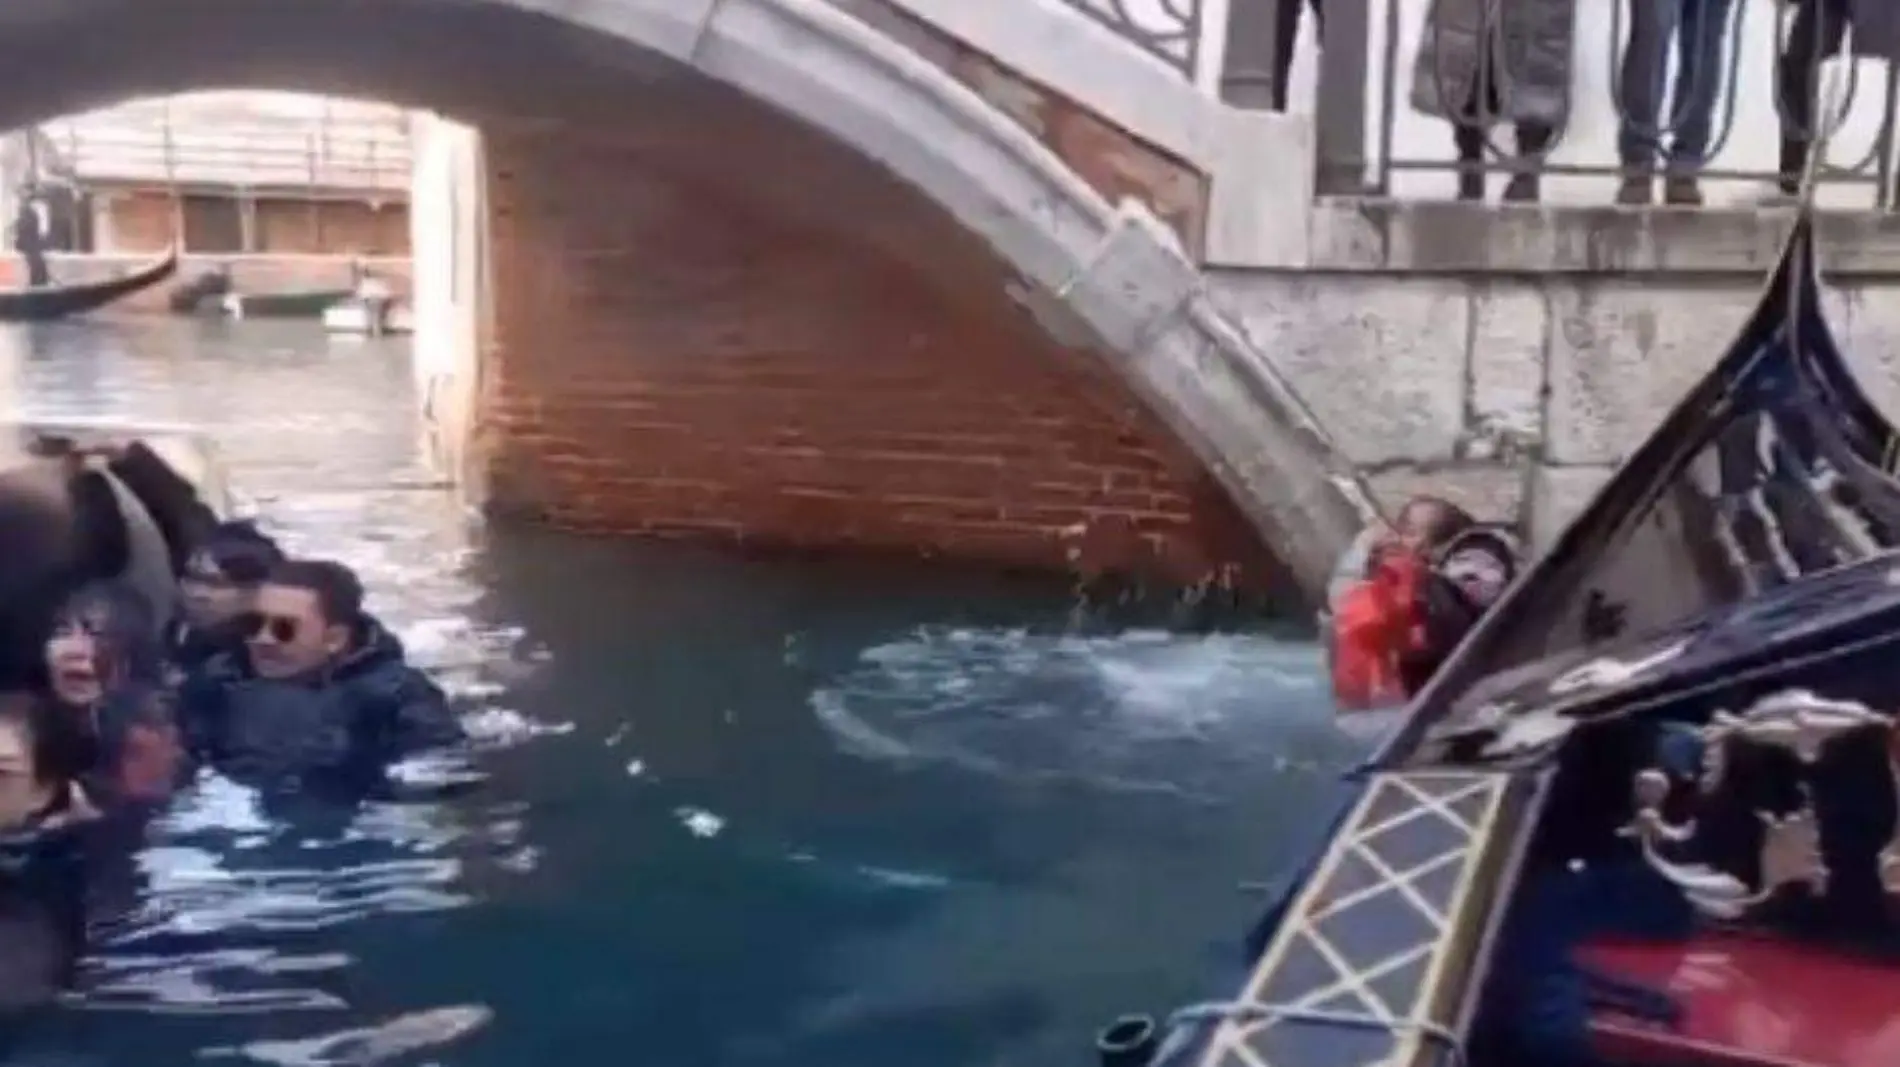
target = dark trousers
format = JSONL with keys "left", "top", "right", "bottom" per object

{"left": 1776, "top": 0, "right": 1851, "bottom": 192}
{"left": 23, "top": 250, "right": 47, "bottom": 288}
{"left": 1450, "top": 77, "right": 1558, "bottom": 198}
{"left": 1269, "top": 0, "right": 1324, "bottom": 111}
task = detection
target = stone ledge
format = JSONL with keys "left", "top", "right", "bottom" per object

{"left": 1305, "top": 198, "right": 1900, "bottom": 276}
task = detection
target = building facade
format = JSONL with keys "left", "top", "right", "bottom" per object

{"left": 36, "top": 92, "right": 410, "bottom": 257}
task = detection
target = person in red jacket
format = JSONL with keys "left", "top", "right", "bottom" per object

{"left": 1331, "top": 538, "right": 1431, "bottom": 710}
{"left": 1329, "top": 497, "right": 1512, "bottom": 711}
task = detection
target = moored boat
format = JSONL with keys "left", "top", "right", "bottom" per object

{"left": 218, "top": 286, "right": 355, "bottom": 320}
{"left": 1122, "top": 214, "right": 1900, "bottom": 1067}
{"left": 321, "top": 276, "right": 408, "bottom": 336}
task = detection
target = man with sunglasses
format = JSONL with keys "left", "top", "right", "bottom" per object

{"left": 179, "top": 558, "right": 463, "bottom": 786}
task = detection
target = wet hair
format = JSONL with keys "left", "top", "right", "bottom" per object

{"left": 194, "top": 520, "right": 285, "bottom": 585}
{"left": 1396, "top": 495, "right": 1476, "bottom": 550}
{"left": 48, "top": 581, "right": 164, "bottom": 692}
{"left": 265, "top": 559, "right": 365, "bottom": 628}
{"left": 0, "top": 693, "right": 81, "bottom": 789}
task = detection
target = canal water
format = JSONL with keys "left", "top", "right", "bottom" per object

{"left": 0, "top": 318, "right": 1379, "bottom": 1067}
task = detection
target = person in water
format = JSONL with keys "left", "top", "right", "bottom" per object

{"left": 0, "top": 691, "right": 91, "bottom": 1032}
{"left": 170, "top": 520, "right": 285, "bottom": 677}
{"left": 41, "top": 581, "right": 185, "bottom": 807}
{"left": 0, "top": 693, "right": 91, "bottom": 837}
{"left": 180, "top": 558, "right": 463, "bottom": 786}
{"left": 1330, "top": 497, "right": 1518, "bottom": 709}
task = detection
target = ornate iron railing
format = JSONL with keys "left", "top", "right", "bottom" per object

{"left": 1062, "top": 0, "right": 1205, "bottom": 79}
{"left": 1324, "top": 0, "right": 1900, "bottom": 207}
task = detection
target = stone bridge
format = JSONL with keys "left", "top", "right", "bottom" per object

{"left": 20, "top": 0, "right": 1900, "bottom": 604}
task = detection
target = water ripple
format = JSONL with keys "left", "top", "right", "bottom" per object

{"left": 809, "top": 626, "right": 1360, "bottom": 799}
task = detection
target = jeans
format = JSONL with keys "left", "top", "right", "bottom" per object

{"left": 1616, "top": 0, "right": 1739, "bottom": 170}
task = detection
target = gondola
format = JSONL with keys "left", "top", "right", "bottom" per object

{"left": 1108, "top": 212, "right": 1900, "bottom": 1067}
{"left": 0, "top": 247, "right": 179, "bottom": 323}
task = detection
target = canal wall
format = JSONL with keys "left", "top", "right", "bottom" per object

{"left": 408, "top": 113, "right": 488, "bottom": 508}
{"left": 1209, "top": 202, "right": 1900, "bottom": 544}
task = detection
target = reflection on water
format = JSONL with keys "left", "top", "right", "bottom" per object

{"left": 0, "top": 319, "right": 1375, "bottom": 1067}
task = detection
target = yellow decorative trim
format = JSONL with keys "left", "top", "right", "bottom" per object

{"left": 1198, "top": 771, "right": 1515, "bottom": 1067}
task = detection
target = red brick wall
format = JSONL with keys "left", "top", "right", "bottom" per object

{"left": 254, "top": 199, "right": 409, "bottom": 256}
{"left": 97, "top": 191, "right": 175, "bottom": 252}
{"left": 480, "top": 126, "right": 1273, "bottom": 591}
{"left": 95, "top": 189, "right": 408, "bottom": 256}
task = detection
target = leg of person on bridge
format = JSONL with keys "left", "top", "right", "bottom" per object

{"left": 1616, "top": 0, "right": 1686, "bottom": 205}
{"left": 1775, "top": 0, "right": 1850, "bottom": 197}
{"left": 1269, "top": 0, "right": 1325, "bottom": 111}
{"left": 1663, "top": 0, "right": 1739, "bottom": 206}
{"left": 1453, "top": 75, "right": 1555, "bottom": 203}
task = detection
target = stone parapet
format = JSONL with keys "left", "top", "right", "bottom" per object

{"left": 1210, "top": 202, "right": 1900, "bottom": 545}
{"left": 1306, "top": 200, "right": 1900, "bottom": 276}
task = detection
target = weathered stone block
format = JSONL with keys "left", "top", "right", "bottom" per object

{"left": 1209, "top": 272, "right": 1470, "bottom": 465}
{"left": 1541, "top": 282, "right": 1757, "bottom": 466}
{"left": 1061, "top": 203, "right": 1198, "bottom": 355}
{"left": 1465, "top": 283, "right": 1548, "bottom": 457}
{"left": 1308, "top": 200, "right": 1900, "bottom": 275}
{"left": 1367, "top": 465, "right": 1524, "bottom": 526}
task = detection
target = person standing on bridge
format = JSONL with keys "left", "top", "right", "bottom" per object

{"left": 1614, "top": 0, "right": 1740, "bottom": 206}
{"left": 1409, "top": 0, "right": 1578, "bottom": 203}
{"left": 1766, "top": 0, "right": 1900, "bottom": 201}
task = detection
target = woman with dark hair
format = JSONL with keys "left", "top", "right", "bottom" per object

{"left": 40, "top": 581, "right": 183, "bottom": 807}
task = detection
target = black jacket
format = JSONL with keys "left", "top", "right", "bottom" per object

{"left": 179, "top": 618, "right": 462, "bottom": 790}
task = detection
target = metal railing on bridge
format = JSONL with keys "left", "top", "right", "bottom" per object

{"left": 1060, "top": 0, "right": 1208, "bottom": 79}
{"left": 39, "top": 96, "right": 411, "bottom": 197}
{"left": 1294, "top": 0, "right": 1900, "bottom": 208}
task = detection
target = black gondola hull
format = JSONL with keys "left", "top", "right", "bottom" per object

{"left": 0, "top": 248, "right": 179, "bottom": 323}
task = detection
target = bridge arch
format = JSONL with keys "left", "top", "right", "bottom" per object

{"left": 6, "top": 0, "right": 1367, "bottom": 597}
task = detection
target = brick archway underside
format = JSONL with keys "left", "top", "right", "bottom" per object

{"left": 0, "top": 0, "right": 1289, "bottom": 592}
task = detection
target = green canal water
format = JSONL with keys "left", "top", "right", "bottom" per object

{"left": 0, "top": 318, "right": 1384, "bottom": 1067}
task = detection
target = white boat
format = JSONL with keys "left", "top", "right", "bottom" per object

{"left": 322, "top": 276, "right": 411, "bottom": 336}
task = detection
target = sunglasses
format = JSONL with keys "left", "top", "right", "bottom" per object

{"left": 182, "top": 568, "right": 237, "bottom": 589}
{"left": 239, "top": 612, "right": 303, "bottom": 644}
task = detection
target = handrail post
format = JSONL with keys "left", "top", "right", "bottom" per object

{"left": 1218, "top": 0, "right": 1283, "bottom": 108}
{"left": 1314, "top": 0, "right": 1372, "bottom": 195}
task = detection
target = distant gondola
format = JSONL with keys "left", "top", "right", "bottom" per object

{"left": 0, "top": 247, "right": 179, "bottom": 323}
{"left": 1118, "top": 209, "right": 1900, "bottom": 1067}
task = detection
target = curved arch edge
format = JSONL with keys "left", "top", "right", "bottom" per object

{"left": 514, "top": 0, "right": 1374, "bottom": 597}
